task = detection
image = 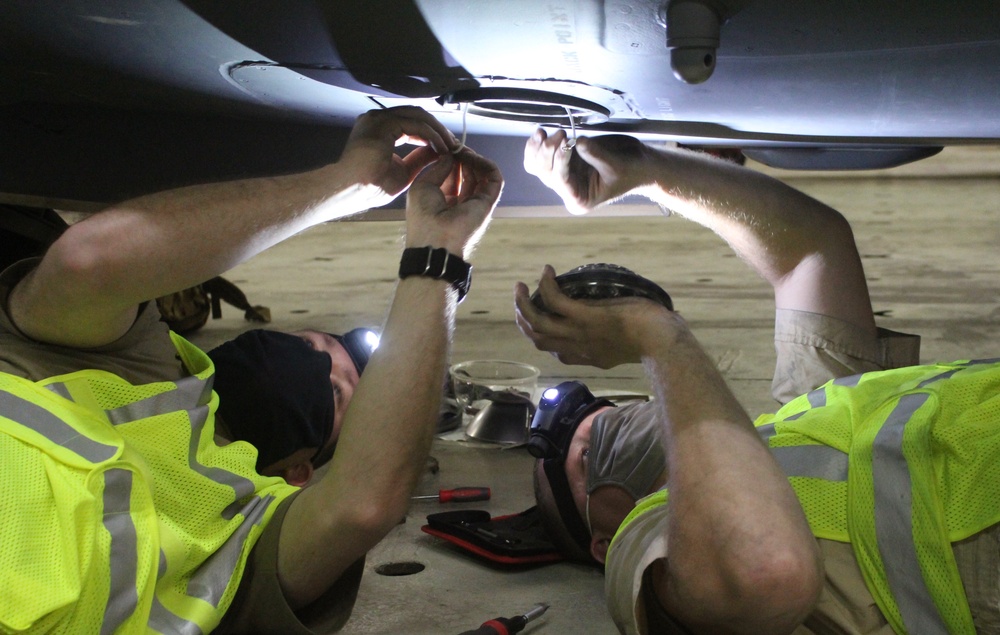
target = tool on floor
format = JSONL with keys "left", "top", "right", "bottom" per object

{"left": 412, "top": 487, "right": 491, "bottom": 503}
{"left": 456, "top": 603, "right": 549, "bottom": 635}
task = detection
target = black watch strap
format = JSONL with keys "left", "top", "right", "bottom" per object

{"left": 398, "top": 246, "right": 472, "bottom": 303}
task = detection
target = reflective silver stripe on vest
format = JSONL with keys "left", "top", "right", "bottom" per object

{"left": 44, "top": 382, "right": 74, "bottom": 401}
{"left": 806, "top": 388, "right": 827, "bottom": 409}
{"left": 967, "top": 357, "right": 1000, "bottom": 365}
{"left": 148, "top": 599, "right": 203, "bottom": 635}
{"left": 40, "top": 373, "right": 252, "bottom": 519}
{"left": 148, "top": 547, "right": 204, "bottom": 635}
{"left": 146, "top": 496, "right": 275, "bottom": 633}
{"left": 14, "top": 367, "right": 267, "bottom": 633}
{"left": 0, "top": 390, "right": 117, "bottom": 462}
{"left": 771, "top": 445, "right": 848, "bottom": 481}
{"left": 914, "top": 359, "right": 1000, "bottom": 389}
{"left": 872, "top": 392, "right": 950, "bottom": 634}
{"left": 917, "top": 369, "right": 960, "bottom": 389}
{"left": 757, "top": 423, "right": 776, "bottom": 444}
{"left": 187, "top": 404, "right": 257, "bottom": 520}
{"left": 758, "top": 423, "right": 849, "bottom": 481}
{"left": 773, "top": 387, "right": 829, "bottom": 424}
{"left": 159, "top": 549, "right": 168, "bottom": 578}
{"left": 105, "top": 375, "right": 213, "bottom": 426}
{"left": 51, "top": 370, "right": 256, "bottom": 520}
{"left": 101, "top": 468, "right": 139, "bottom": 635}
{"left": 833, "top": 373, "right": 863, "bottom": 388}
{"left": 187, "top": 494, "right": 275, "bottom": 607}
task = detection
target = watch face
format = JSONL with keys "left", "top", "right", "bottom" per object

{"left": 529, "top": 263, "right": 672, "bottom": 314}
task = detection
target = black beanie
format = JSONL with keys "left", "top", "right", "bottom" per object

{"left": 208, "top": 330, "right": 334, "bottom": 472}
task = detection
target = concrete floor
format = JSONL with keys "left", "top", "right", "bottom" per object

{"left": 186, "top": 148, "right": 1000, "bottom": 634}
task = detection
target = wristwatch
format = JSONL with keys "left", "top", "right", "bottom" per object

{"left": 398, "top": 246, "right": 472, "bottom": 303}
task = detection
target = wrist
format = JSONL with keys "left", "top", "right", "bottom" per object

{"left": 629, "top": 305, "right": 685, "bottom": 357}
{"left": 634, "top": 147, "right": 679, "bottom": 200}
{"left": 398, "top": 246, "right": 472, "bottom": 303}
{"left": 404, "top": 237, "right": 466, "bottom": 258}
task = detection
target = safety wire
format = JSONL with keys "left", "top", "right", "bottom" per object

{"left": 562, "top": 106, "right": 578, "bottom": 152}
{"left": 449, "top": 102, "right": 470, "bottom": 194}
{"left": 453, "top": 101, "right": 470, "bottom": 154}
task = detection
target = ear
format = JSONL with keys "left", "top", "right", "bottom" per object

{"left": 280, "top": 461, "right": 315, "bottom": 487}
{"left": 590, "top": 534, "right": 612, "bottom": 564}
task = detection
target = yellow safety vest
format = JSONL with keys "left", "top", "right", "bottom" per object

{"left": 610, "top": 358, "right": 1000, "bottom": 635}
{"left": 0, "top": 332, "right": 298, "bottom": 634}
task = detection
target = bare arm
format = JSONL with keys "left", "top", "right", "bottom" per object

{"left": 9, "top": 107, "right": 458, "bottom": 348}
{"left": 514, "top": 275, "right": 823, "bottom": 634}
{"left": 635, "top": 309, "right": 822, "bottom": 634}
{"left": 277, "top": 149, "right": 503, "bottom": 608}
{"left": 523, "top": 129, "right": 876, "bottom": 334}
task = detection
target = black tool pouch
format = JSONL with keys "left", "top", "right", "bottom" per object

{"left": 422, "top": 507, "right": 562, "bottom": 566}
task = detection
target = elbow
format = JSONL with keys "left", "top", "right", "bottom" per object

{"left": 44, "top": 226, "right": 121, "bottom": 297}
{"left": 668, "top": 545, "right": 823, "bottom": 635}
{"left": 338, "top": 496, "right": 409, "bottom": 544}
{"left": 821, "top": 209, "right": 859, "bottom": 247}
{"left": 725, "top": 543, "right": 823, "bottom": 633}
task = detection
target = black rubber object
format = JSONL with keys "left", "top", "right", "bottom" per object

{"left": 530, "top": 263, "right": 673, "bottom": 313}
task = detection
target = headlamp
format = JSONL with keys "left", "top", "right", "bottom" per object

{"left": 528, "top": 380, "right": 614, "bottom": 554}
{"left": 527, "top": 381, "right": 609, "bottom": 460}
{"left": 332, "top": 327, "right": 380, "bottom": 375}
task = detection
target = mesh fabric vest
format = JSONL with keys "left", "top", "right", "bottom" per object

{"left": 610, "top": 358, "right": 1000, "bottom": 635}
{"left": 0, "top": 332, "right": 298, "bottom": 634}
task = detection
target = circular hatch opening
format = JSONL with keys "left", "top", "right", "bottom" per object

{"left": 441, "top": 88, "right": 611, "bottom": 125}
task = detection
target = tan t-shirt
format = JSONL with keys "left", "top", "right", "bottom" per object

{"left": 0, "top": 259, "right": 185, "bottom": 383}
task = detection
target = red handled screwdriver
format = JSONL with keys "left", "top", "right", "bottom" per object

{"left": 411, "top": 487, "right": 491, "bottom": 503}
{"left": 456, "top": 604, "right": 549, "bottom": 635}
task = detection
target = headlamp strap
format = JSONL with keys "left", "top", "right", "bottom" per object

{"left": 538, "top": 396, "right": 616, "bottom": 554}
{"left": 544, "top": 457, "right": 593, "bottom": 554}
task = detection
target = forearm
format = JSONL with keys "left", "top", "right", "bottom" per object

{"left": 527, "top": 130, "right": 873, "bottom": 329}
{"left": 639, "top": 315, "right": 822, "bottom": 632}
{"left": 633, "top": 146, "right": 875, "bottom": 331}
{"left": 637, "top": 148, "right": 857, "bottom": 285}
{"left": 77, "top": 164, "right": 377, "bottom": 296}
{"left": 278, "top": 276, "right": 454, "bottom": 607}
{"left": 11, "top": 162, "right": 375, "bottom": 347}
{"left": 276, "top": 146, "right": 500, "bottom": 607}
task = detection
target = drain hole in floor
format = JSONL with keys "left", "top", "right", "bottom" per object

{"left": 375, "top": 561, "right": 426, "bottom": 576}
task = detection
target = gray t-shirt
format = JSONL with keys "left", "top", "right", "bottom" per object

{"left": 601, "top": 310, "right": 986, "bottom": 635}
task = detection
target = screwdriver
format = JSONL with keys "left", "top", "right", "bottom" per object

{"left": 411, "top": 486, "right": 491, "bottom": 503}
{"left": 456, "top": 603, "right": 549, "bottom": 635}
